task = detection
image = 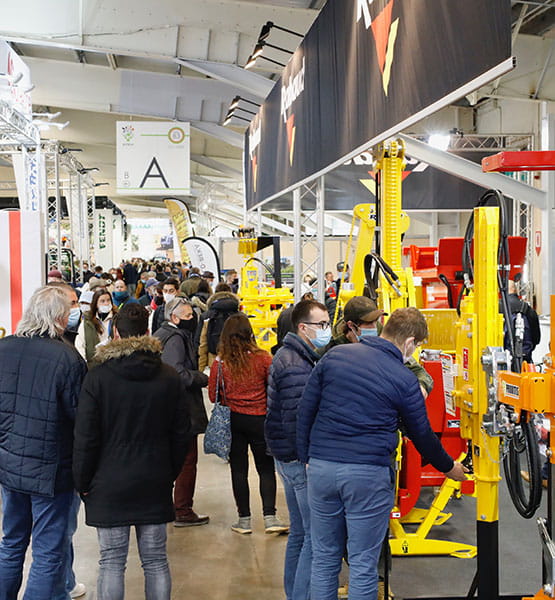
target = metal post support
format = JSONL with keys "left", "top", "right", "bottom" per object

{"left": 88, "top": 187, "right": 95, "bottom": 266}
{"left": 293, "top": 186, "right": 302, "bottom": 301}
{"left": 316, "top": 176, "right": 326, "bottom": 303}
{"left": 256, "top": 206, "right": 262, "bottom": 237}
{"left": 54, "top": 150, "right": 62, "bottom": 270}
{"left": 540, "top": 105, "right": 554, "bottom": 309}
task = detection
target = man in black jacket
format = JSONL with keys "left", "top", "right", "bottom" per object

{"left": 73, "top": 303, "right": 190, "bottom": 600}
{"left": 154, "top": 297, "right": 210, "bottom": 527}
{"left": 0, "top": 285, "right": 87, "bottom": 600}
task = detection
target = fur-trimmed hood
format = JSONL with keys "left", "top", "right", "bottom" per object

{"left": 206, "top": 291, "right": 240, "bottom": 310}
{"left": 94, "top": 335, "right": 162, "bottom": 364}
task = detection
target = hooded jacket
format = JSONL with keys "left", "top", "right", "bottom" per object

{"left": 265, "top": 333, "right": 320, "bottom": 462}
{"left": 196, "top": 291, "right": 240, "bottom": 371}
{"left": 73, "top": 336, "right": 191, "bottom": 527}
{"left": 0, "top": 335, "right": 87, "bottom": 497}
{"left": 154, "top": 322, "right": 209, "bottom": 435}
{"left": 297, "top": 336, "right": 454, "bottom": 473}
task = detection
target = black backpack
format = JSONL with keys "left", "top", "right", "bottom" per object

{"left": 206, "top": 298, "right": 240, "bottom": 354}
{"left": 520, "top": 301, "right": 541, "bottom": 348}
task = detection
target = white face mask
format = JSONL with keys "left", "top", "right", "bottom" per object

{"left": 163, "top": 292, "right": 176, "bottom": 304}
{"left": 98, "top": 304, "right": 111, "bottom": 315}
{"left": 402, "top": 339, "right": 416, "bottom": 363}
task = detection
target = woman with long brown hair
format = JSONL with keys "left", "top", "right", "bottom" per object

{"left": 75, "top": 289, "right": 116, "bottom": 364}
{"left": 208, "top": 313, "right": 288, "bottom": 535}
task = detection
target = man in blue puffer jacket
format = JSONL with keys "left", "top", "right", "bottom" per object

{"left": 266, "top": 299, "right": 330, "bottom": 600}
{"left": 0, "top": 285, "right": 87, "bottom": 600}
{"left": 297, "top": 307, "right": 468, "bottom": 600}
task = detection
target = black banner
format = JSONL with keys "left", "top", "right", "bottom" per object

{"left": 245, "top": 0, "right": 512, "bottom": 210}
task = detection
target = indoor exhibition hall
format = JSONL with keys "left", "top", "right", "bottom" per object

{"left": 0, "top": 1, "right": 554, "bottom": 600}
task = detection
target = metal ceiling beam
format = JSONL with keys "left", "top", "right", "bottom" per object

{"left": 176, "top": 58, "right": 272, "bottom": 100}
{"left": 190, "top": 153, "right": 242, "bottom": 177}
{"left": 399, "top": 134, "right": 548, "bottom": 209}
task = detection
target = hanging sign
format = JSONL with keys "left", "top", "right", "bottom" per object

{"left": 94, "top": 209, "right": 115, "bottom": 270}
{"left": 535, "top": 230, "right": 542, "bottom": 256}
{"left": 164, "top": 198, "right": 194, "bottom": 263}
{"left": 183, "top": 236, "right": 221, "bottom": 278}
{"left": 245, "top": 0, "right": 512, "bottom": 210}
{"left": 116, "top": 121, "right": 190, "bottom": 196}
{"left": 0, "top": 41, "right": 32, "bottom": 116}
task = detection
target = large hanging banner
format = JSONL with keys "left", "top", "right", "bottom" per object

{"left": 116, "top": 121, "right": 190, "bottom": 196}
{"left": 183, "top": 236, "right": 221, "bottom": 279}
{"left": 164, "top": 198, "right": 194, "bottom": 263}
{"left": 245, "top": 0, "right": 512, "bottom": 210}
{"left": 94, "top": 209, "right": 115, "bottom": 271}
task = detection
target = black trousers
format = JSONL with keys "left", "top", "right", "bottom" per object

{"left": 229, "top": 412, "right": 277, "bottom": 518}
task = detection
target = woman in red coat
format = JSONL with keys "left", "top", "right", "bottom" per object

{"left": 209, "top": 313, "right": 288, "bottom": 535}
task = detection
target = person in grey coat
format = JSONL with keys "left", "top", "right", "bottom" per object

{"left": 154, "top": 297, "right": 210, "bottom": 527}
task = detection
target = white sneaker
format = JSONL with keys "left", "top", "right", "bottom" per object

{"left": 70, "top": 582, "right": 87, "bottom": 598}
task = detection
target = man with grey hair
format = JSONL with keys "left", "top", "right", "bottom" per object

{"left": 0, "top": 285, "right": 87, "bottom": 600}
{"left": 154, "top": 298, "right": 210, "bottom": 527}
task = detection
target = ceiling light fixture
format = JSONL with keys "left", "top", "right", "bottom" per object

{"left": 244, "top": 53, "right": 286, "bottom": 70}
{"left": 223, "top": 113, "right": 251, "bottom": 127}
{"left": 258, "top": 21, "right": 303, "bottom": 42}
{"left": 32, "top": 111, "right": 61, "bottom": 120}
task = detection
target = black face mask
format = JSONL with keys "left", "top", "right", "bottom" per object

{"left": 154, "top": 296, "right": 164, "bottom": 306}
{"left": 178, "top": 316, "right": 197, "bottom": 333}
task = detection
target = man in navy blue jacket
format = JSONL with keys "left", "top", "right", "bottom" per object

{"left": 0, "top": 285, "right": 87, "bottom": 600}
{"left": 297, "top": 307, "right": 467, "bottom": 600}
{"left": 266, "top": 299, "right": 329, "bottom": 600}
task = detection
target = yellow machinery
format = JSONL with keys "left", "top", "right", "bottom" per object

{"left": 236, "top": 227, "right": 294, "bottom": 352}
{"left": 333, "top": 138, "right": 476, "bottom": 559}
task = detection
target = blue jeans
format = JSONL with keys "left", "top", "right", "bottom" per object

{"left": 307, "top": 459, "right": 394, "bottom": 600}
{"left": 97, "top": 524, "right": 171, "bottom": 600}
{"left": 275, "top": 459, "right": 311, "bottom": 600}
{"left": 62, "top": 491, "right": 81, "bottom": 596}
{"left": 0, "top": 486, "right": 73, "bottom": 600}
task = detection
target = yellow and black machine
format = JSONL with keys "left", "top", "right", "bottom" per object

{"left": 336, "top": 139, "right": 477, "bottom": 560}
{"left": 235, "top": 226, "right": 294, "bottom": 352}
{"left": 344, "top": 141, "right": 554, "bottom": 599}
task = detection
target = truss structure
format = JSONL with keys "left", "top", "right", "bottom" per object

{"left": 292, "top": 176, "right": 325, "bottom": 302}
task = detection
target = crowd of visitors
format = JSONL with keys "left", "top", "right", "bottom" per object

{"left": 0, "top": 256, "right": 474, "bottom": 600}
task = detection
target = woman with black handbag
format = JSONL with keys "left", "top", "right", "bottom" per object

{"left": 208, "top": 313, "right": 288, "bottom": 535}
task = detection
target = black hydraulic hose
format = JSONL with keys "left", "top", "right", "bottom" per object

{"left": 363, "top": 253, "right": 401, "bottom": 300}
{"left": 438, "top": 273, "right": 454, "bottom": 308}
{"left": 503, "top": 415, "right": 543, "bottom": 519}
{"left": 244, "top": 257, "right": 274, "bottom": 278}
{"left": 461, "top": 189, "right": 541, "bottom": 517}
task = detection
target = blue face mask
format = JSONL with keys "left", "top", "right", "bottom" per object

{"left": 112, "top": 291, "right": 129, "bottom": 304}
{"left": 67, "top": 307, "right": 81, "bottom": 329}
{"left": 311, "top": 327, "right": 332, "bottom": 348}
{"left": 359, "top": 328, "right": 378, "bottom": 339}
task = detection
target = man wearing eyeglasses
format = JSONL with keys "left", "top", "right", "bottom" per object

{"left": 297, "top": 307, "right": 468, "bottom": 600}
{"left": 265, "top": 299, "right": 330, "bottom": 600}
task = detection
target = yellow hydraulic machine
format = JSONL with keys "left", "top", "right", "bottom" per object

{"left": 335, "top": 138, "right": 476, "bottom": 559}
{"left": 236, "top": 226, "right": 294, "bottom": 352}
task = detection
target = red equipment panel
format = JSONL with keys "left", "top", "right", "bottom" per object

{"left": 396, "top": 359, "right": 475, "bottom": 518}
{"left": 482, "top": 151, "right": 555, "bottom": 172}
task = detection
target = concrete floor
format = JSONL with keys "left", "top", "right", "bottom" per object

{"left": 0, "top": 401, "right": 548, "bottom": 599}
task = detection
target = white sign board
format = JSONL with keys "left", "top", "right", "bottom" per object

{"left": 94, "top": 209, "right": 115, "bottom": 271}
{"left": 116, "top": 121, "right": 190, "bottom": 196}
{"left": 0, "top": 41, "right": 32, "bottom": 116}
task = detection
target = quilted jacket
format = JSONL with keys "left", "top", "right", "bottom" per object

{"left": 265, "top": 333, "right": 320, "bottom": 462}
{"left": 297, "top": 336, "right": 454, "bottom": 473}
{"left": 0, "top": 335, "right": 87, "bottom": 497}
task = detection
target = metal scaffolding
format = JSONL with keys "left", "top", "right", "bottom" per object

{"left": 292, "top": 176, "right": 325, "bottom": 302}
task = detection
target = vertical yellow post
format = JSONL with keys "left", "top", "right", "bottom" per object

{"left": 455, "top": 206, "right": 504, "bottom": 599}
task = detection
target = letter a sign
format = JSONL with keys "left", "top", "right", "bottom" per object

{"left": 116, "top": 121, "right": 190, "bottom": 196}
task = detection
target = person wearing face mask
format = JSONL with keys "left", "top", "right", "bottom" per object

{"left": 75, "top": 290, "right": 117, "bottom": 365}
{"left": 154, "top": 298, "right": 210, "bottom": 527}
{"left": 151, "top": 278, "right": 183, "bottom": 335}
{"left": 139, "top": 278, "right": 160, "bottom": 308}
{"left": 297, "top": 307, "right": 468, "bottom": 600}
{"left": 265, "top": 299, "right": 328, "bottom": 600}
{"left": 112, "top": 280, "right": 140, "bottom": 310}
{"left": 47, "top": 282, "right": 82, "bottom": 346}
